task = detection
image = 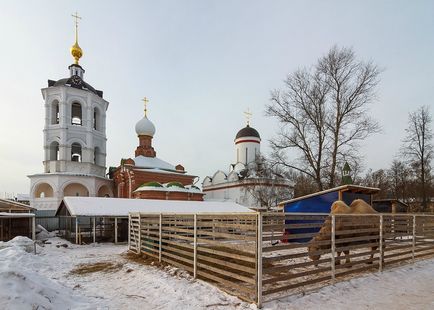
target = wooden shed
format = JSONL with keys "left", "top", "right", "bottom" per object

{"left": 372, "top": 199, "right": 409, "bottom": 213}
{"left": 278, "top": 184, "right": 380, "bottom": 213}
{"left": 0, "top": 198, "right": 36, "bottom": 241}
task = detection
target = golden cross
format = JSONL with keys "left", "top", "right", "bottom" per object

{"left": 142, "top": 97, "right": 149, "bottom": 117}
{"left": 72, "top": 12, "right": 82, "bottom": 41}
{"left": 244, "top": 108, "right": 252, "bottom": 126}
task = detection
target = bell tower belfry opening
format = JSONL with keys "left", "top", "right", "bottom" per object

{"left": 28, "top": 13, "right": 113, "bottom": 213}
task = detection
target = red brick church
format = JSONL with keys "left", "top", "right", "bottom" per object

{"left": 111, "top": 99, "right": 204, "bottom": 201}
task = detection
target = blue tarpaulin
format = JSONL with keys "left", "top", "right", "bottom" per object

{"left": 282, "top": 186, "right": 376, "bottom": 242}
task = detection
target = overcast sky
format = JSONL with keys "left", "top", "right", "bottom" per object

{"left": 0, "top": 1, "right": 433, "bottom": 196}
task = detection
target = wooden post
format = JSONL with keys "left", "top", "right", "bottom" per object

{"left": 331, "top": 215, "right": 336, "bottom": 283}
{"left": 115, "top": 217, "right": 118, "bottom": 244}
{"left": 137, "top": 213, "right": 141, "bottom": 254}
{"left": 412, "top": 215, "right": 416, "bottom": 262}
{"left": 159, "top": 213, "right": 162, "bottom": 263}
{"left": 379, "top": 215, "right": 383, "bottom": 272}
{"left": 194, "top": 214, "right": 198, "bottom": 279}
{"left": 128, "top": 214, "right": 131, "bottom": 251}
{"left": 257, "top": 213, "right": 263, "bottom": 308}
{"left": 75, "top": 217, "right": 79, "bottom": 245}
{"left": 93, "top": 217, "right": 96, "bottom": 243}
{"left": 31, "top": 216, "right": 36, "bottom": 241}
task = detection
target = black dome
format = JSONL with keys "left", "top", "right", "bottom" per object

{"left": 235, "top": 125, "right": 260, "bottom": 139}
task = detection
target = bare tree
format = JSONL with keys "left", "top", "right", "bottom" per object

{"left": 267, "top": 46, "right": 381, "bottom": 191}
{"left": 318, "top": 46, "right": 381, "bottom": 187}
{"left": 360, "top": 169, "right": 388, "bottom": 196}
{"left": 388, "top": 160, "right": 412, "bottom": 203}
{"left": 242, "top": 155, "right": 293, "bottom": 209}
{"left": 401, "top": 106, "right": 433, "bottom": 211}
{"left": 268, "top": 69, "right": 329, "bottom": 190}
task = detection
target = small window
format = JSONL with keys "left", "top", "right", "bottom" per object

{"left": 71, "top": 143, "right": 82, "bottom": 162}
{"left": 71, "top": 102, "right": 82, "bottom": 126}
{"left": 51, "top": 101, "right": 59, "bottom": 125}
{"left": 245, "top": 147, "right": 248, "bottom": 164}
{"left": 93, "top": 110, "right": 97, "bottom": 130}
{"left": 49, "top": 141, "right": 59, "bottom": 161}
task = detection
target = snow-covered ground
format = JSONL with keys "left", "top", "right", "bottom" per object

{"left": 1, "top": 235, "right": 434, "bottom": 309}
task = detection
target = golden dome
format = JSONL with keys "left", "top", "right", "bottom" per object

{"left": 70, "top": 42, "right": 83, "bottom": 64}
{"left": 71, "top": 12, "right": 83, "bottom": 65}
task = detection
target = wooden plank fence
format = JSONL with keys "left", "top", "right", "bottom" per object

{"left": 129, "top": 212, "right": 434, "bottom": 308}
{"left": 129, "top": 212, "right": 258, "bottom": 303}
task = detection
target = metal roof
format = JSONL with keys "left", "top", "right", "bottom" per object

{"left": 279, "top": 184, "right": 380, "bottom": 205}
{"left": 56, "top": 197, "right": 255, "bottom": 217}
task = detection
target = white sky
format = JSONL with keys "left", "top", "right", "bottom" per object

{"left": 0, "top": 0, "right": 433, "bottom": 195}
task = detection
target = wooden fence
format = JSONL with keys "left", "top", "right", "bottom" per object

{"left": 129, "top": 212, "right": 434, "bottom": 308}
{"left": 129, "top": 212, "right": 259, "bottom": 303}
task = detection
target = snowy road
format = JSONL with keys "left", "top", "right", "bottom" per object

{"left": 1, "top": 237, "right": 434, "bottom": 309}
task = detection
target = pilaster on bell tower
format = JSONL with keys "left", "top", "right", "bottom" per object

{"left": 135, "top": 97, "right": 157, "bottom": 158}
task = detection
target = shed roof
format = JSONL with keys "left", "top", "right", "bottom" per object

{"left": 56, "top": 197, "right": 255, "bottom": 217}
{"left": 0, "top": 212, "right": 35, "bottom": 218}
{"left": 0, "top": 199, "right": 35, "bottom": 212}
{"left": 279, "top": 184, "right": 380, "bottom": 205}
{"left": 373, "top": 199, "right": 410, "bottom": 207}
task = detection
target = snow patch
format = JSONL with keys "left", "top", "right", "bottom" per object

{"left": 0, "top": 237, "right": 93, "bottom": 309}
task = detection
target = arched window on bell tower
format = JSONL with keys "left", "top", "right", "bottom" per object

{"left": 51, "top": 100, "right": 59, "bottom": 125}
{"left": 93, "top": 107, "right": 100, "bottom": 130}
{"left": 71, "top": 143, "right": 82, "bottom": 162}
{"left": 71, "top": 102, "right": 82, "bottom": 125}
{"left": 49, "top": 141, "right": 59, "bottom": 161}
{"left": 94, "top": 146, "right": 102, "bottom": 166}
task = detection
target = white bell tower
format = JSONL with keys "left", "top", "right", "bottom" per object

{"left": 28, "top": 13, "right": 113, "bottom": 213}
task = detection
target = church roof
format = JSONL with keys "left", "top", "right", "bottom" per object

{"left": 235, "top": 125, "right": 260, "bottom": 139}
{"left": 48, "top": 76, "right": 103, "bottom": 98}
{"left": 133, "top": 155, "right": 182, "bottom": 173}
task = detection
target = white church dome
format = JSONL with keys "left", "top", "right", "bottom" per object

{"left": 135, "top": 116, "right": 156, "bottom": 137}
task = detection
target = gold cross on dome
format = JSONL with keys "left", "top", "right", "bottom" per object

{"left": 71, "top": 12, "right": 82, "bottom": 40}
{"left": 244, "top": 108, "right": 252, "bottom": 126}
{"left": 142, "top": 97, "right": 149, "bottom": 117}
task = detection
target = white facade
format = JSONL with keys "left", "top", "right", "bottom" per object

{"left": 202, "top": 174, "right": 257, "bottom": 207}
{"left": 28, "top": 65, "right": 113, "bottom": 211}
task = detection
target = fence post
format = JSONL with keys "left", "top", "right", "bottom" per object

{"left": 331, "top": 215, "right": 336, "bottom": 283}
{"left": 137, "top": 213, "right": 141, "bottom": 255}
{"left": 114, "top": 217, "right": 118, "bottom": 244}
{"left": 75, "top": 217, "right": 79, "bottom": 245}
{"left": 159, "top": 213, "right": 162, "bottom": 263}
{"left": 93, "top": 217, "right": 96, "bottom": 244}
{"left": 412, "top": 215, "right": 416, "bottom": 262}
{"left": 379, "top": 214, "right": 383, "bottom": 272}
{"left": 257, "top": 213, "right": 263, "bottom": 308}
{"left": 128, "top": 214, "right": 131, "bottom": 251}
{"left": 31, "top": 216, "right": 36, "bottom": 241}
{"left": 194, "top": 214, "right": 198, "bottom": 279}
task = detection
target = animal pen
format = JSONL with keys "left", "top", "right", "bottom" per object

{"left": 129, "top": 211, "right": 434, "bottom": 308}
{"left": 55, "top": 197, "right": 252, "bottom": 244}
{"left": 0, "top": 198, "right": 36, "bottom": 242}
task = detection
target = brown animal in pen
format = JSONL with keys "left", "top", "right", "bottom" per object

{"left": 308, "top": 199, "right": 380, "bottom": 267}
